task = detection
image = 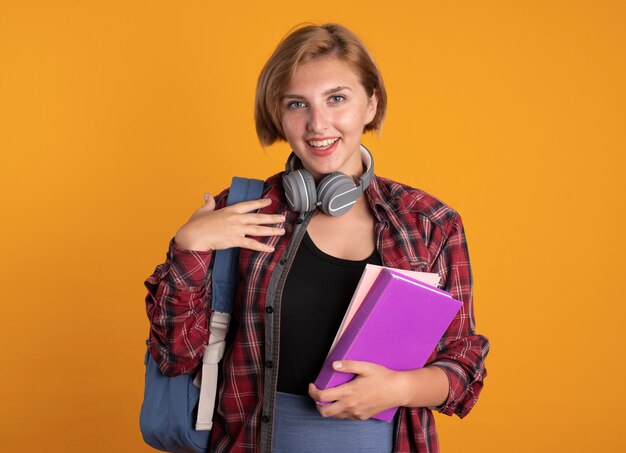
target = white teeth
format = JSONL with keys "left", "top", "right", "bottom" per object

{"left": 307, "top": 138, "right": 339, "bottom": 149}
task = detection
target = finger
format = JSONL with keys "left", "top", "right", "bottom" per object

{"left": 313, "top": 396, "right": 369, "bottom": 421}
{"left": 316, "top": 401, "right": 340, "bottom": 418}
{"left": 308, "top": 382, "right": 345, "bottom": 406}
{"left": 308, "top": 384, "right": 364, "bottom": 420}
{"left": 308, "top": 385, "right": 339, "bottom": 417}
{"left": 308, "top": 383, "right": 323, "bottom": 401}
{"left": 228, "top": 197, "right": 273, "bottom": 213}
{"left": 244, "top": 225, "right": 286, "bottom": 237}
{"left": 238, "top": 237, "right": 276, "bottom": 253}
{"left": 241, "top": 213, "right": 286, "bottom": 226}
{"left": 200, "top": 193, "right": 216, "bottom": 211}
{"left": 315, "top": 399, "right": 354, "bottom": 419}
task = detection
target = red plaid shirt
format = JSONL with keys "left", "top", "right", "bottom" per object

{"left": 145, "top": 172, "right": 489, "bottom": 452}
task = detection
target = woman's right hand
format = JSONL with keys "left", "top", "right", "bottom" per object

{"left": 174, "top": 193, "right": 286, "bottom": 253}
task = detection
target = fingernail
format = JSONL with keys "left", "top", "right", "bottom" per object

{"left": 333, "top": 361, "right": 342, "bottom": 370}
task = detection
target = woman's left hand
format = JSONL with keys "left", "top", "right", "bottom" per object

{"left": 308, "top": 360, "right": 407, "bottom": 420}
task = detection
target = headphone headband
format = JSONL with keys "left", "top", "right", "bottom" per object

{"left": 285, "top": 145, "right": 374, "bottom": 189}
{"left": 282, "top": 145, "right": 375, "bottom": 216}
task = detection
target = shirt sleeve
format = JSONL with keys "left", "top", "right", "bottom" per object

{"left": 427, "top": 214, "right": 489, "bottom": 418}
{"left": 144, "top": 239, "right": 214, "bottom": 376}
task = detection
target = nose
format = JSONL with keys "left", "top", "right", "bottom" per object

{"left": 306, "top": 105, "right": 329, "bottom": 133}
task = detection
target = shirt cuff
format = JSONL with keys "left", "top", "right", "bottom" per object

{"left": 428, "top": 361, "right": 466, "bottom": 417}
{"left": 165, "top": 238, "right": 214, "bottom": 288}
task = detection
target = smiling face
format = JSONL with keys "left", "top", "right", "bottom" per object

{"left": 280, "top": 56, "right": 378, "bottom": 181}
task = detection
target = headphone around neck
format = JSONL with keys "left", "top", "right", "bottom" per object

{"left": 282, "top": 145, "right": 374, "bottom": 217}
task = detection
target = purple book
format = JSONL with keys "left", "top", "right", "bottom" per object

{"left": 314, "top": 268, "right": 462, "bottom": 422}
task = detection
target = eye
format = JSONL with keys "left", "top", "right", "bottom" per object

{"left": 330, "top": 95, "right": 346, "bottom": 103}
{"left": 287, "top": 100, "right": 306, "bottom": 109}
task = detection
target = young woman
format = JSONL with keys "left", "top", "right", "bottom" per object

{"left": 145, "top": 23, "right": 489, "bottom": 452}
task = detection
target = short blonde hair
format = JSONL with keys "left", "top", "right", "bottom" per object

{"left": 255, "top": 23, "right": 387, "bottom": 146}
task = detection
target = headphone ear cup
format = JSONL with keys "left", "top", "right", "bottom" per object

{"left": 282, "top": 169, "right": 318, "bottom": 212}
{"left": 317, "top": 172, "right": 359, "bottom": 217}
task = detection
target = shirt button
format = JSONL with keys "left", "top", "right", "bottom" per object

{"left": 262, "top": 415, "right": 270, "bottom": 423}
{"left": 279, "top": 259, "right": 286, "bottom": 265}
{"left": 266, "top": 360, "right": 273, "bottom": 368}
{"left": 296, "top": 218, "right": 303, "bottom": 225}
{"left": 266, "top": 306, "right": 273, "bottom": 313}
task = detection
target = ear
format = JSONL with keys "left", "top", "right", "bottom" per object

{"left": 365, "top": 90, "right": 378, "bottom": 125}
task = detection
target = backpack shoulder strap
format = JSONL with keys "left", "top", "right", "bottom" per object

{"left": 196, "top": 177, "right": 264, "bottom": 431}
{"left": 210, "top": 177, "right": 265, "bottom": 314}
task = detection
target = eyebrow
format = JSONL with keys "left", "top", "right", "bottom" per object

{"left": 281, "top": 85, "right": 353, "bottom": 100}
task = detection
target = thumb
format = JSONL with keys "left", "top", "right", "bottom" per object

{"left": 201, "top": 193, "right": 216, "bottom": 211}
{"left": 332, "top": 360, "right": 375, "bottom": 376}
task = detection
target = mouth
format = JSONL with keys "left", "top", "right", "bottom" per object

{"left": 305, "top": 137, "right": 340, "bottom": 156}
{"left": 307, "top": 137, "right": 339, "bottom": 149}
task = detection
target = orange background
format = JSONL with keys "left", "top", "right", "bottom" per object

{"left": 1, "top": 1, "right": 625, "bottom": 452}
